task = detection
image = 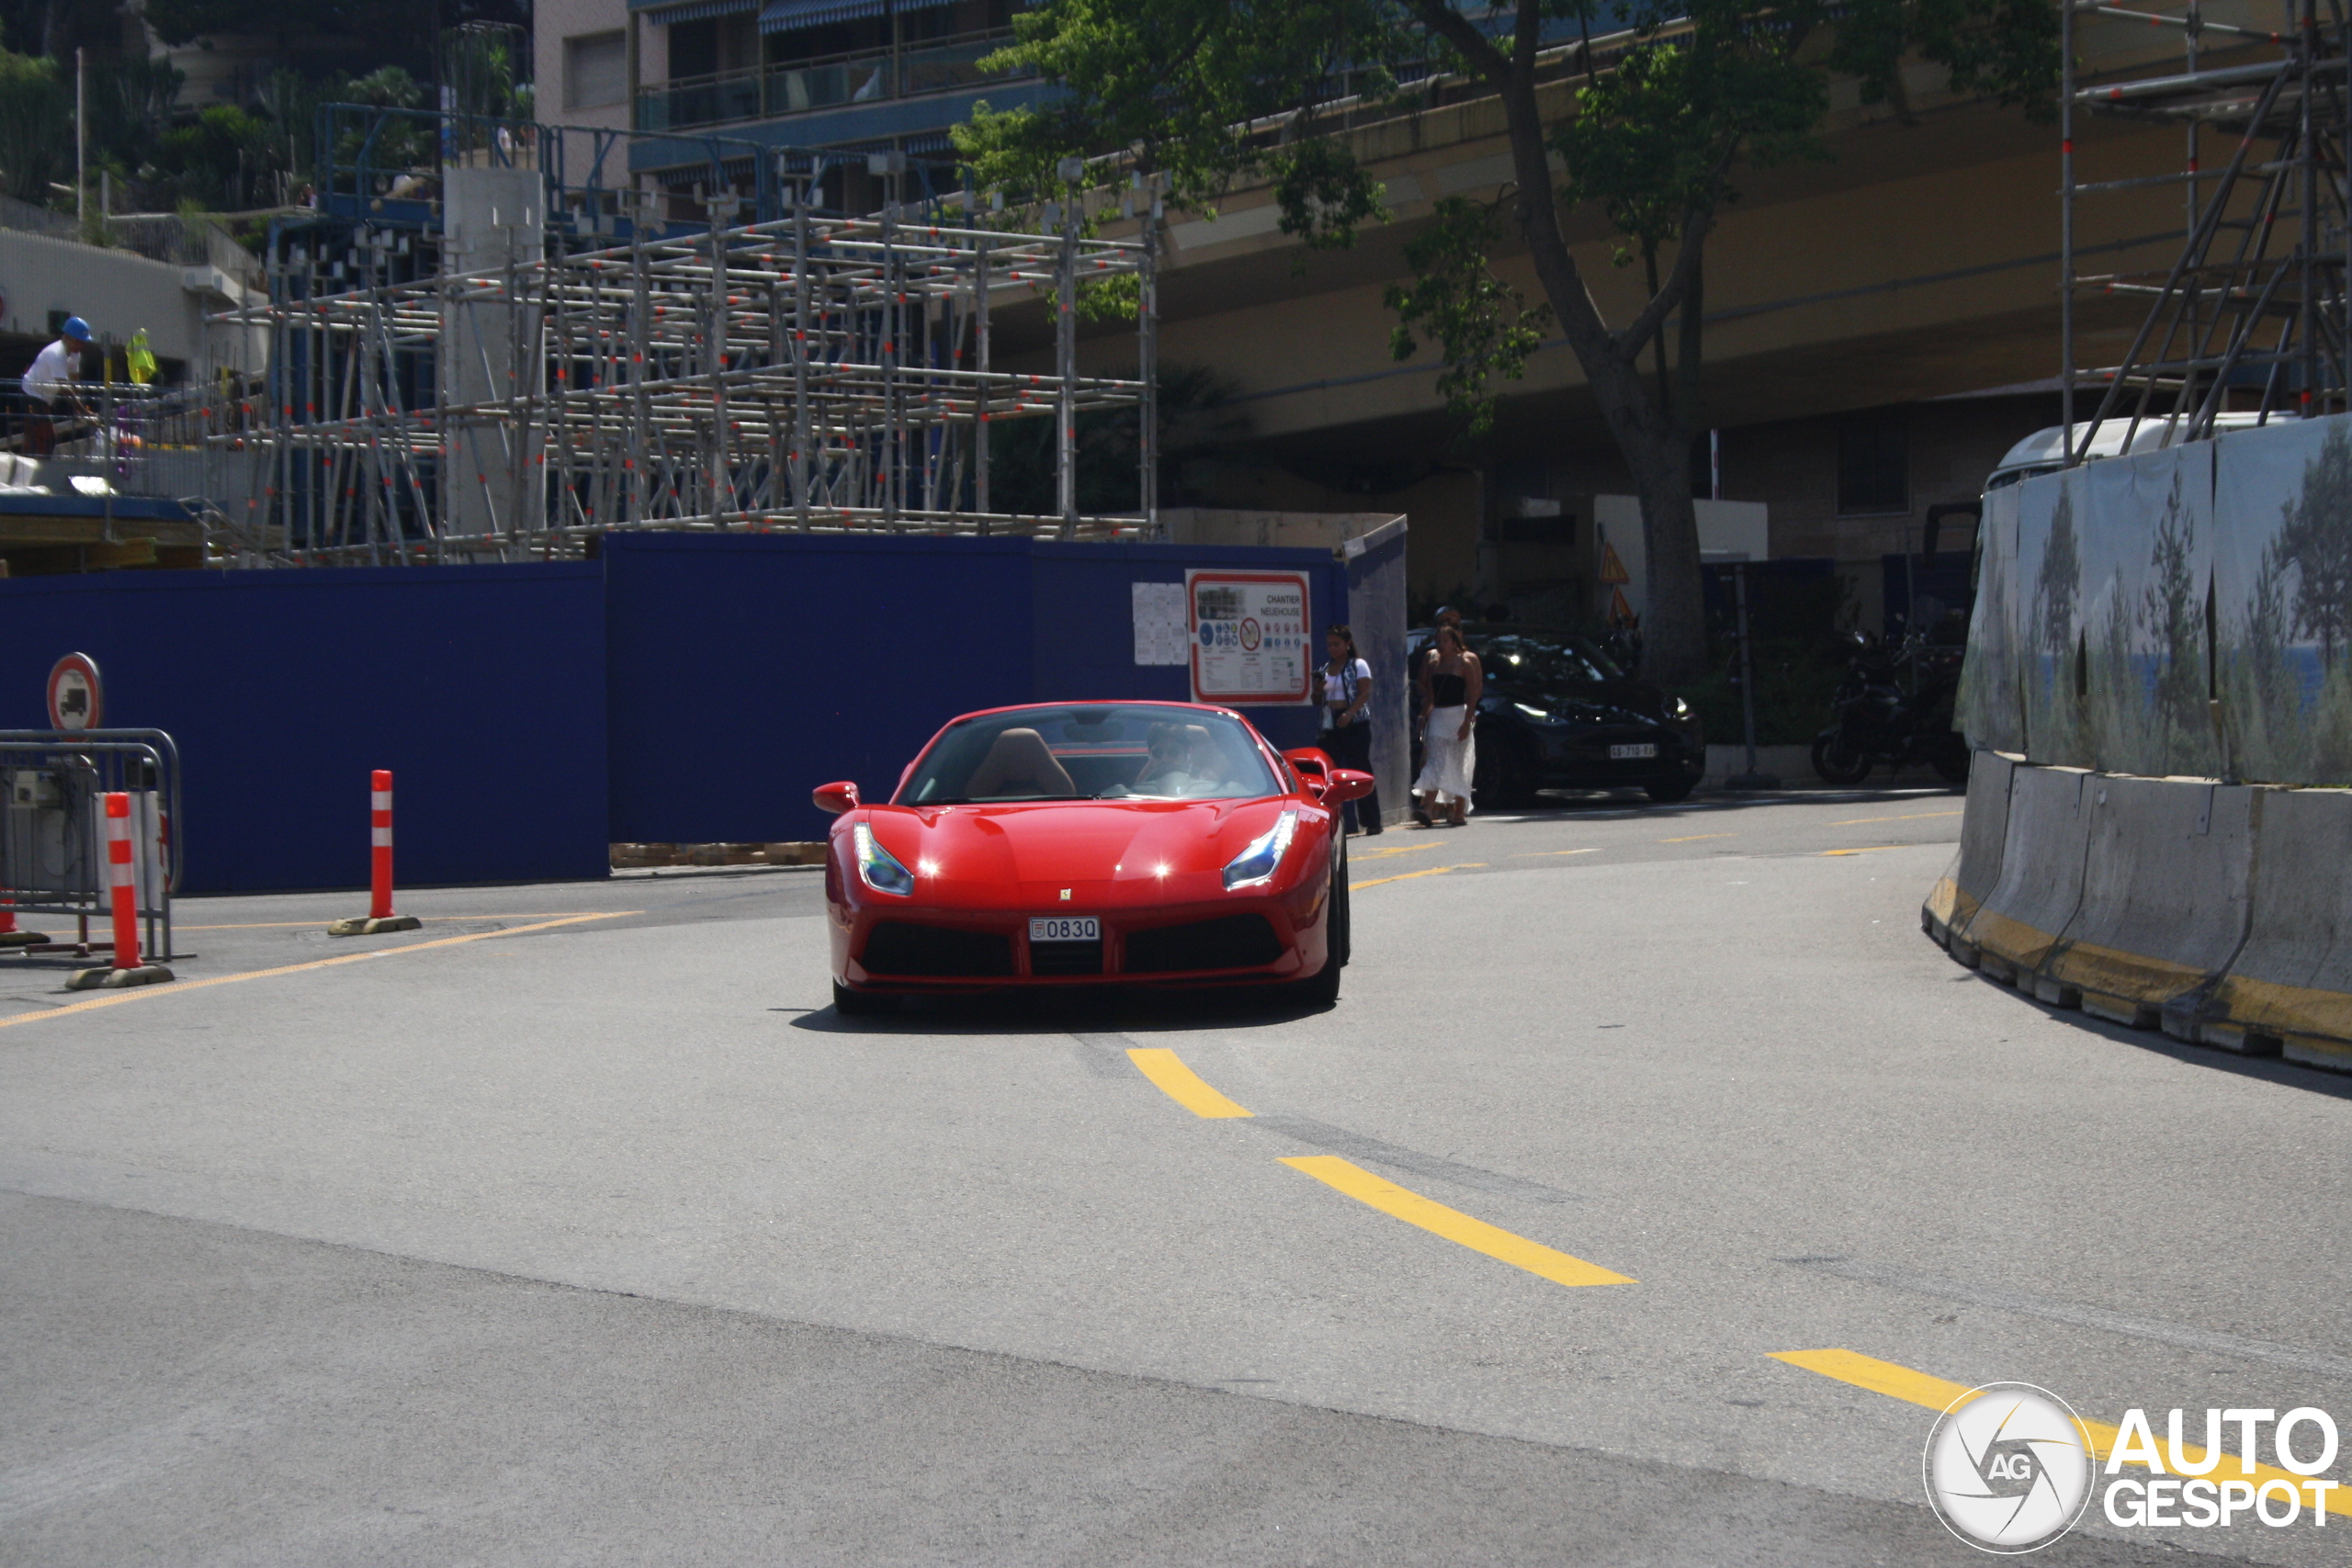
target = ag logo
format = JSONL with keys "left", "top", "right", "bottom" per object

{"left": 1923, "top": 1382, "right": 2095, "bottom": 1553}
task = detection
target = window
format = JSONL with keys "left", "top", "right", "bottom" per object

{"left": 899, "top": 705, "right": 1280, "bottom": 804}
{"left": 565, "top": 31, "right": 627, "bottom": 108}
{"left": 1838, "top": 411, "right": 1910, "bottom": 515}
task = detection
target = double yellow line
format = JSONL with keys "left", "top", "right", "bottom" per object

{"left": 1125, "top": 1047, "right": 1633, "bottom": 1291}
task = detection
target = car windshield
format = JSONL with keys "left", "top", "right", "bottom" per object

{"left": 899, "top": 705, "right": 1283, "bottom": 804}
{"left": 1470, "top": 631, "right": 1622, "bottom": 685}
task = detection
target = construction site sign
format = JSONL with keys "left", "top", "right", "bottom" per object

{"left": 1599, "top": 540, "right": 1631, "bottom": 585}
{"left": 1188, "top": 570, "right": 1313, "bottom": 705}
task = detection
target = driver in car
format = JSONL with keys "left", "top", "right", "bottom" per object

{"left": 1136, "top": 724, "right": 1228, "bottom": 796}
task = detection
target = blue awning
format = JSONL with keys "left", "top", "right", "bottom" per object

{"left": 633, "top": 0, "right": 757, "bottom": 19}
{"left": 759, "top": 0, "right": 955, "bottom": 33}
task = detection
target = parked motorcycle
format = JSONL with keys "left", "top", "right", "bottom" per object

{"left": 1810, "top": 628, "right": 1971, "bottom": 785}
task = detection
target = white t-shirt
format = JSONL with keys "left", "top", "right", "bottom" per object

{"left": 1322, "top": 657, "right": 1371, "bottom": 708}
{"left": 21, "top": 339, "right": 75, "bottom": 403}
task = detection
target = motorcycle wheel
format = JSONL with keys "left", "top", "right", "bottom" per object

{"left": 1811, "top": 728, "right": 1874, "bottom": 786}
{"left": 1929, "top": 737, "right": 1972, "bottom": 785}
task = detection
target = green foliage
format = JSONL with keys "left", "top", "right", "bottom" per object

{"left": 0, "top": 49, "right": 65, "bottom": 203}
{"left": 1553, "top": 0, "right": 1827, "bottom": 268}
{"left": 1384, "top": 197, "right": 1555, "bottom": 434}
{"left": 955, "top": 0, "right": 1414, "bottom": 246}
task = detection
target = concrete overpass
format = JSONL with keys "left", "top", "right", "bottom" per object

{"left": 1011, "top": 14, "right": 2219, "bottom": 616}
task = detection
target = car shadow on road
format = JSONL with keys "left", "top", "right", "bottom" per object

{"left": 789, "top": 985, "right": 1329, "bottom": 1037}
{"left": 1958, "top": 967, "right": 2352, "bottom": 1101}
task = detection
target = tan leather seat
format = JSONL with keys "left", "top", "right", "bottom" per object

{"left": 965, "top": 728, "right": 1078, "bottom": 798}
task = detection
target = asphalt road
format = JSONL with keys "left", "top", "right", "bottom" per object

{"left": 3, "top": 786, "right": 2345, "bottom": 1566}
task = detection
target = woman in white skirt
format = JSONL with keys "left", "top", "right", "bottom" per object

{"left": 1413, "top": 623, "right": 1482, "bottom": 826}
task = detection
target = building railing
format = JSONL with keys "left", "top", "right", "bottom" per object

{"left": 636, "top": 28, "right": 1026, "bottom": 132}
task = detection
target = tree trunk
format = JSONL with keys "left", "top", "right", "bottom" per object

{"left": 1402, "top": 0, "right": 1718, "bottom": 683}
{"left": 1475, "top": 34, "right": 1712, "bottom": 687}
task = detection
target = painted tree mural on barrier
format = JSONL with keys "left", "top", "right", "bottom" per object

{"left": 2219, "top": 422, "right": 2352, "bottom": 783}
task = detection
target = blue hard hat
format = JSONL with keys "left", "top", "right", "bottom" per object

{"left": 61, "top": 316, "right": 91, "bottom": 342}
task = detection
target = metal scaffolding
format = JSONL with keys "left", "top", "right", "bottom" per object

{"left": 2062, "top": 0, "right": 2351, "bottom": 457}
{"left": 200, "top": 192, "right": 1159, "bottom": 562}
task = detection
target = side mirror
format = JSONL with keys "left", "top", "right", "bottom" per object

{"left": 1283, "top": 748, "right": 1335, "bottom": 799}
{"left": 1324, "top": 768, "right": 1375, "bottom": 805}
{"left": 812, "top": 781, "right": 861, "bottom": 815}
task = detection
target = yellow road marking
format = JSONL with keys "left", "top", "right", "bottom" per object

{"left": 1770, "top": 1349, "right": 2309, "bottom": 1486}
{"left": 1822, "top": 845, "right": 1911, "bottom": 856}
{"left": 1661, "top": 833, "right": 1734, "bottom": 843}
{"left": 1515, "top": 849, "right": 1600, "bottom": 858}
{"left": 178, "top": 914, "right": 588, "bottom": 931}
{"left": 1351, "top": 841, "right": 1445, "bottom": 862}
{"left": 0, "top": 913, "right": 634, "bottom": 1032}
{"left": 1126, "top": 1047, "right": 1254, "bottom": 1118}
{"left": 1282, "top": 1156, "right": 1634, "bottom": 1288}
{"left": 1351, "top": 863, "right": 1484, "bottom": 891}
{"left": 1826, "top": 810, "right": 1964, "bottom": 826}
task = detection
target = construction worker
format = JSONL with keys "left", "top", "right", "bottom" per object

{"left": 21, "top": 315, "right": 91, "bottom": 457}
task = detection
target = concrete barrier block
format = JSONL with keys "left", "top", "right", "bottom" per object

{"left": 1962, "top": 764, "right": 2093, "bottom": 986}
{"left": 1928, "top": 750, "right": 2018, "bottom": 963}
{"left": 2205, "top": 786, "right": 2352, "bottom": 1067}
{"left": 2042, "top": 777, "right": 2260, "bottom": 1029}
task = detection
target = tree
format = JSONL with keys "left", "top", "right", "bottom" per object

{"left": 956, "top": 0, "right": 2056, "bottom": 684}
{"left": 2273, "top": 423, "right": 2352, "bottom": 669}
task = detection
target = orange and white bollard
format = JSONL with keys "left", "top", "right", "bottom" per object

{"left": 65, "top": 792, "right": 172, "bottom": 988}
{"left": 330, "top": 770, "right": 421, "bottom": 936}
{"left": 0, "top": 885, "right": 44, "bottom": 948}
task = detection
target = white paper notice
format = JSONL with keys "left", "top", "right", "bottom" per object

{"left": 1132, "top": 581, "right": 1190, "bottom": 665}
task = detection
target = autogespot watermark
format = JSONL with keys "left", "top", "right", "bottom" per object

{"left": 1923, "top": 1386, "right": 2342, "bottom": 1553}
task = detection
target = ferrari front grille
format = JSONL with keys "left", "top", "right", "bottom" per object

{"left": 862, "top": 921, "right": 1015, "bottom": 977}
{"left": 1029, "top": 939, "right": 1103, "bottom": 976}
{"left": 1123, "top": 914, "right": 1283, "bottom": 974}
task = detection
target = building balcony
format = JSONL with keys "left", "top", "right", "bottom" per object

{"left": 635, "top": 27, "right": 1026, "bottom": 132}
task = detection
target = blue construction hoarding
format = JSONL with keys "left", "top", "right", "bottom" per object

{"left": 0, "top": 534, "right": 1346, "bottom": 894}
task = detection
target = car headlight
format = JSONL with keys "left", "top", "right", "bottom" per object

{"left": 1513, "top": 702, "right": 1552, "bottom": 721}
{"left": 852, "top": 820, "right": 916, "bottom": 896}
{"left": 1222, "top": 807, "right": 1298, "bottom": 891}
{"left": 1669, "top": 696, "right": 1692, "bottom": 721}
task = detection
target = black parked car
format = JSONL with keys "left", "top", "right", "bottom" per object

{"left": 1405, "top": 624, "right": 1706, "bottom": 806}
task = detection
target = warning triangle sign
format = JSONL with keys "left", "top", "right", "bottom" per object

{"left": 1609, "top": 587, "right": 1637, "bottom": 626}
{"left": 1598, "top": 540, "right": 1631, "bottom": 585}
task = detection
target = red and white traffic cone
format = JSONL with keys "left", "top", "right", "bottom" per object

{"left": 66, "top": 793, "right": 172, "bottom": 988}
{"left": 0, "top": 884, "right": 46, "bottom": 948}
{"left": 330, "top": 770, "right": 421, "bottom": 936}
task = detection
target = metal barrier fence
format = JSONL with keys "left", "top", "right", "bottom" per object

{"left": 0, "top": 729, "right": 178, "bottom": 960}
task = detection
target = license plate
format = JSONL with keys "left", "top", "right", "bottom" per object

{"left": 1610, "top": 742, "right": 1658, "bottom": 761}
{"left": 1029, "top": 916, "right": 1100, "bottom": 942}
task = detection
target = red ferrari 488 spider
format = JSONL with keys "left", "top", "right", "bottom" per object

{"left": 814, "top": 701, "right": 1374, "bottom": 1013}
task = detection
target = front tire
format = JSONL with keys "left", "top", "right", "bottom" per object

{"left": 1292, "top": 843, "right": 1347, "bottom": 1005}
{"left": 1643, "top": 776, "right": 1698, "bottom": 804}
{"left": 1811, "top": 727, "right": 1873, "bottom": 786}
{"left": 832, "top": 979, "right": 897, "bottom": 1017}
{"left": 1474, "top": 728, "right": 1543, "bottom": 809}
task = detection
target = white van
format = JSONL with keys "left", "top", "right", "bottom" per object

{"left": 1984, "top": 411, "right": 2296, "bottom": 491}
